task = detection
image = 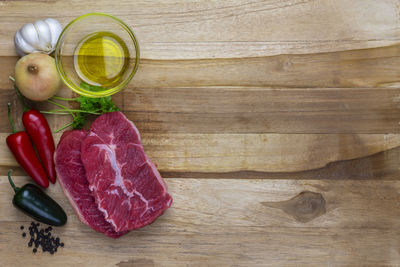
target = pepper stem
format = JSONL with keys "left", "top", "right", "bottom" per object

{"left": 8, "top": 102, "right": 17, "bottom": 134}
{"left": 8, "top": 170, "right": 20, "bottom": 193}
{"left": 9, "top": 76, "right": 29, "bottom": 112}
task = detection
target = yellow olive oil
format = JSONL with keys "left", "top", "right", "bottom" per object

{"left": 74, "top": 31, "right": 129, "bottom": 87}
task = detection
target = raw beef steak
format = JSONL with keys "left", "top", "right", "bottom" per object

{"left": 54, "top": 130, "right": 127, "bottom": 238}
{"left": 81, "top": 112, "right": 172, "bottom": 232}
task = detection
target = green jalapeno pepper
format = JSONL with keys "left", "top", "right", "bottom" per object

{"left": 7, "top": 170, "right": 67, "bottom": 226}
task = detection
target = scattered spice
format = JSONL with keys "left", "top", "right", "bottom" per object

{"left": 20, "top": 221, "right": 65, "bottom": 254}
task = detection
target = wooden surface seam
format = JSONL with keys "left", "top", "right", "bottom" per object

{"left": 1, "top": 0, "right": 400, "bottom": 266}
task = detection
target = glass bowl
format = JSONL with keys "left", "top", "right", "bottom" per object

{"left": 55, "top": 13, "right": 140, "bottom": 97}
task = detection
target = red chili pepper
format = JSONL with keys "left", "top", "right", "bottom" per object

{"left": 22, "top": 109, "right": 56, "bottom": 184}
{"left": 6, "top": 103, "right": 49, "bottom": 188}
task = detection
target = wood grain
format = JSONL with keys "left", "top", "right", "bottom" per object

{"left": 3, "top": 43, "right": 400, "bottom": 89}
{"left": 1, "top": 176, "right": 400, "bottom": 266}
{"left": 261, "top": 191, "right": 327, "bottom": 223}
{"left": 130, "top": 45, "right": 400, "bottom": 89}
{"left": 118, "top": 87, "right": 400, "bottom": 134}
{"left": 0, "top": 133, "right": 399, "bottom": 174}
{"left": 1, "top": 0, "right": 400, "bottom": 266}
{"left": 3, "top": 45, "right": 400, "bottom": 134}
{"left": 1, "top": 0, "right": 400, "bottom": 59}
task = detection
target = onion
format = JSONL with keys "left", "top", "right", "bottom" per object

{"left": 14, "top": 53, "right": 61, "bottom": 101}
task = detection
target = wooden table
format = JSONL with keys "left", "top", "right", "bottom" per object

{"left": 1, "top": 1, "right": 400, "bottom": 266}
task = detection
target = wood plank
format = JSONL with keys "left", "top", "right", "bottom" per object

{"left": 140, "top": 133, "right": 400, "bottom": 174}
{"left": 3, "top": 43, "right": 400, "bottom": 89}
{"left": 1, "top": 0, "right": 400, "bottom": 58}
{"left": 117, "top": 87, "right": 400, "bottom": 134}
{"left": 4, "top": 87, "right": 400, "bottom": 135}
{"left": 3, "top": 86, "right": 400, "bottom": 135}
{"left": 1, "top": 86, "right": 399, "bottom": 134}
{"left": 0, "top": 133, "right": 398, "bottom": 175}
{"left": 131, "top": 44, "right": 400, "bottom": 89}
{"left": 1, "top": 177, "right": 400, "bottom": 266}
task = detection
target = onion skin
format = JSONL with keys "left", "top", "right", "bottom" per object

{"left": 15, "top": 53, "right": 61, "bottom": 101}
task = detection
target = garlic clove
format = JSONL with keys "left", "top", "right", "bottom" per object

{"left": 20, "top": 23, "right": 42, "bottom": 50}
{"left": 14, "top": 30, "right": 36, "bottom": 56}
{"left": 33, "top": 20, "right": 52, "bottom": 52}
{"left": 44, "top": 18, "right": 62, "bottom": 49}
{"left": 14, "top": 18, "right": 63, "bottom": 57}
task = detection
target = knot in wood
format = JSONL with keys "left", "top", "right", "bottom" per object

{"left": 262, "top": 191, "right": 326, "bottom": 223}
{"left": 294, "top": 192, "right": 324, "bottom": 215}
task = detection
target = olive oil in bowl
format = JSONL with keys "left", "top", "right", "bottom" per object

{"left": 74, "top": 31, "right": 129, "bottom": 88}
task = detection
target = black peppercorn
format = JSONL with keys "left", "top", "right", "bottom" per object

{"left": 21, "top": 221, "right": 65, "bottom": 254}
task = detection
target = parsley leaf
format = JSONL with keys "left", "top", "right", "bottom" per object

{"left": 47, "top": 82, "right": 121, "bottom": 131}
{"left": 72, "top": 113, "right": 86, "bottom": 129}
{"left": 76, "top": 95, "right": 120, "bottom": 114}
{"left": 69, "top": 82, "right": 120, "bottom": 129}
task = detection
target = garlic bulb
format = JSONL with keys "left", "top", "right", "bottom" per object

{"left": 14, "top": 18, "right": 62, "bottom": 57}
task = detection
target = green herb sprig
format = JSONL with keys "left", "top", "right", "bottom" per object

{"left": 45, "top": 82, "right": 119, "bottom": 132}
{"left": 10, "top": 77, "right": 119, "bottom": 132}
